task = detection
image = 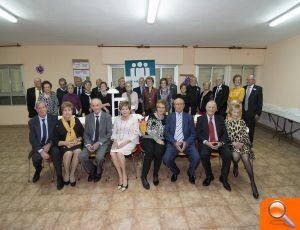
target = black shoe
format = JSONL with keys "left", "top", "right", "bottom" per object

{"left": 171, "top": 173, "right": 178, "bottom": 182}
{"left": 187, "top": 171, "right": 195, "bottom": 184}
{"left": 64, "top": 180, "right": 70, "bottom": 185}
{"left": 233, "top": 163, "right": 238, "bottom": 177}
{"left": 141, "top": 177, "right": 150, "bottom": 190}
{"left": 94, "top": 174, "right": 101, "bottom": 183}
{"left": 251, "top": 182, "right": 259, "bottom": 199}
{"left": 121, "top": 184, "right": 128, "bottom": 192}
{"left": 153, "top": 175, "right": 159, "bottom": 186}
{"left": 32, "top": 171, "right": 40, "bottom": 183}
{"left": 57, "top": 181, "right": 64, "bottom": 190}
{"left": 70, "top": 181, "right": 77, "bottom": 187}
{"left": 219, "top": 176, "right": 231, "bottom": 191}
{"left": 88, "top": 174, "right": 94, "bottom": 182}
{"left": 202, "top": 175, "right": 214, "bottom": 186}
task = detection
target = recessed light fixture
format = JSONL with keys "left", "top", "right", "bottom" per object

{"left": 0, "top": 7, "right": 18, "bottom": 23}
{"left": 147, "top": 0, "right": 160, "bottom": 24}
{"left": 269, "top": 3, "right": 300, "bottom": 27}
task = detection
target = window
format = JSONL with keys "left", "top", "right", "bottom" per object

{"left": 229, "top": 66, "right": 255, "bottom": 88}
{"left": 197, "top": 66, "right": 225, "bottom": 89}
{"left": 197, "top": 65, "right": 256, "bottom": 89}
{"left": 0, "top": 65, "right": 25, "bottom": 105}
{"left": 108, "top": 64, "right": 178, "bottom": 88}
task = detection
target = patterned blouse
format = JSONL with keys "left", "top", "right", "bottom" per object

{"left": 144, "top": 113, "right": 166, "bottom": 141}
{"left": 159, "top": 88, "right": 172, "bottom": 113}
{"left": 38, "top": 92, "right": 59, "bottom": 116}
{"left": 225, "top": 119, "right": 255, "bottom": 159}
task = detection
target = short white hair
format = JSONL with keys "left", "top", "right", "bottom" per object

{"left": 35, "top": 100, "right": 47, "bottom": 109}
{"left": 91, "top": 98, "right": 102, "bottom": 105}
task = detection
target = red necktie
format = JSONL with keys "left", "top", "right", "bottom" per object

{"left": 209, "top": 116, "right": 216, "bottom": 142}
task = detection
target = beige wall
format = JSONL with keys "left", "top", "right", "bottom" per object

{"left": 0, "top": 45, "right": 266, "bottom": 125}
{"left": 261, "top": 34, "right": 300, "bottom": 108}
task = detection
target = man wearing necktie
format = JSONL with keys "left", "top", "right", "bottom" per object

{"left": 26, "top": 77, "right": 42, "bottom": 118}
{"left": 242, "top": 74, "right": 263, "bottom": 144}
{"left": 28, "top": 101, "right": 64, "bottom": 190}
{"left": 163, "top": 98, "right": 200, "bottom": 184}
{"left": 74, "top": 77, "right": 83, "bottom": 96}
{"left": 212, "top": 75, "right": 229, "bottom": 118}
{"left": 196, "top": 101, "right": 232, "bottom": 191}
{"left": 79, "top": 98, "right": 112, "bottom": 182}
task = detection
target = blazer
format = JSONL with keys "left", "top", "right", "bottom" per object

{"left": 83, "top": 111, "right": 112, "bottom": 146}
{"left": 242, "top": 85, "right": 263, "bottom": 118}
{"left": 56, "top": 88, "right": 67, "bottom": 106}
{"left": 26, "top": 87, "right": 38, "bottom": 118}
{"left": 196, "top": 114, "right": 229, "bottom": 144}
{"left": 133, "top": 86, "right": 147, "bottom": 99}
{"left": 212, "top": 84, "right": 229, "bottom": 115}
{"left": 75, "top": 86, "right": 83, "bottom": 96}
{"left": 169, "top": 83, "right": 178, "bottom": 99}
{"left": 28, "top": 114, "right": 58, "bottom": 153}
{"left": 164, "top": 112, "right": 196, "bottom": 147}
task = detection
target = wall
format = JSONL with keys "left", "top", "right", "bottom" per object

{"left": 258, "top": 34, "right": 300, "bottom": 141}
{"left": 0, "top": 45, "right": 266, "bottom": 125}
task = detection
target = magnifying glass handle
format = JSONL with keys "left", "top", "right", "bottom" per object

{"left": 283, "top": 215, "right": 295, "bottom": 228}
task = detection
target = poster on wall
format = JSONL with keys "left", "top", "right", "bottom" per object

{"left": 125, "top": 60, "right": 155, "bottom": 87}
{"left": 179, "top": 74, "right": 194, "bottom": 86}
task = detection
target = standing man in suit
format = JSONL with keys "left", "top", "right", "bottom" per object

{"left": 74, "top": 77, "right": 83, "bottom": 96}
{"left": 213, "top": 75, "right": 229, "bottom": 118}
{"left": 26, "top": 77, "right": 42, "bottom": 118}
{"left": 92, "top": 78, "right": 102, "bottom": 96}
{"left": 163, "top": 98, "right": 200, "bottom": 184}
{"left": 242, "top": 74, "right": 263, "bottom": 144}
{"left": 78, "top": 98, "right": 112, "bottom": 182}
{"left": 133, "top": 77, "right": 146, "bottom": 115}
{"left": 166, "top": 74, "right": 177, "bottom": 100}
{"left": 186, "top": 75, "right": 201, "bottom": 115}
{"left": 28, "top": 101, "right": 64, "bottom": 190}
{"left": 56, "top": 78, "right": 67, "bottom": 112}
{"left": 196, "top": 101, "right": 232, "bottom": 191}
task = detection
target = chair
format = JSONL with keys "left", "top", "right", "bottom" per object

{"left": 27, "top": 150, "right": 55, "bottom": 183}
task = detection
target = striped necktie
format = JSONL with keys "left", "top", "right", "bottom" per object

{"left": 175, "top": 113, "right": 184, "bottom": 141}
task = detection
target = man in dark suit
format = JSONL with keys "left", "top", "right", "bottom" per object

{"left": 213, "top": 75, "right": 229, "bottom": 118}
{"left": 163, "top": 98, "right": 200, "bottom": 184}
{"left": 196, "top": 100, "right": 232, "bottom": 191}
{"left": 74, "top": 77, "right": 83, "bottom": 96}
{"left": 186, "top": 75, "right": 201, "bottom": 115}
{"left": 92, "top": 78, "right": 102, "bottom": 96}
{"left": 242, "top": 74, "right": 263, "bottom": 143}
{"left": 166, "top": 74, "right": 177, "bottom": 99}
{"left": 78, "top": 98, "right": 112, "bottom": 182}
{"left": 56, "top": 78, "right": 67, "bottom": 111}
{"left": 26, "top": 77, "right": 42, "bottom": 118}
{"left": 28, "top": 101, "right": 64, "bottom": 190}
{"left": 133, "top": 77, "right": 146, "bottom": 115}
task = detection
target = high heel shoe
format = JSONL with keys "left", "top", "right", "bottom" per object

{"left": 117, "top": 184, "right": 123, "bottom": 190}
{"left": 251, "top": 182, "right": 259, "bottom": 199}
{"left": 121, "top": 184, "right": 128, "bottom": 192}
{"left": 64, "top": 180, "right": 70, "bottom": 185}
{"left": 70, "top": 181, "right": 76, "bottom": 187}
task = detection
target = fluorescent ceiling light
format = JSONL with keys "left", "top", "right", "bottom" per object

{"left": 269, "top": 4, "right": 300, "bottom": 27}
{"left": 0, "top": 7, "right": 18, "bottom": 23}
{"left": 147, "top": 0, "right": 160, "bottom": 24}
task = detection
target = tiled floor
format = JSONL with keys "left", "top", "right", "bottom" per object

{"left": 0, "top": 126, "right": 299, "bottom": 229}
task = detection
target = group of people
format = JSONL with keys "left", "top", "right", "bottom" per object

{"left": 27, "top": 73, "right": 262, "bottom": 199}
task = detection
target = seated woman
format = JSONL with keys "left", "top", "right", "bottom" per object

{"left": 141, "top": 100, "right": 166, "bottom": 189}
{"left": 54, "top": 101, "right": 84, "bottom": 186}
{"left": 62, "top": 83, "right": 82, "bottom": 116}
{"left": 110, "top": 101, "right": 140, "bottom": 192}
{"left": 122, "top": 81, "right": 139, "bottom": 113}
{"left": 225, "top": 103, "right": 259, "bottom": 198}
{"left": 81, "top": 80, "right": 96, "bottom": 116}
{"left": 38, "top": 80, "right": 59, "bottom": 116}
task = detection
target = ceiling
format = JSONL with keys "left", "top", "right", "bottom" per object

{"left": 0, "top": 0, "right": 300, "bottom": 46}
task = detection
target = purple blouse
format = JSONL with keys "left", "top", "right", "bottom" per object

{"left": 62, "top": 93, "right": 82, "bottom": 114}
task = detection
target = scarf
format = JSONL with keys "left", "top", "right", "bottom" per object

{"left": 62, "top": 116, "right": 77, "bottom": 142}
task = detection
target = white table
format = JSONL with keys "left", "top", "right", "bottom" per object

{"left": 262, "top": 103, "right": 300, "bottom": 141}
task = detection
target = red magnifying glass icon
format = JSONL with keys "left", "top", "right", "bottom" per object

{"left": 268, "top": 200, "right": 295, "bottom": 228}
